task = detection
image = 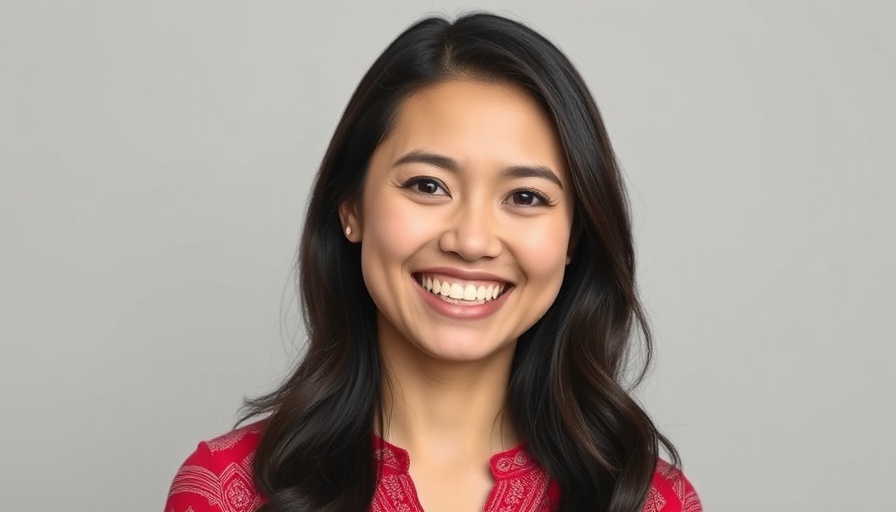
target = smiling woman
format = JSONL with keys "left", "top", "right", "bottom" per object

{"left": 345, "top": 80, "right": 573, "bottom": 365}
{"left": 164, "top": 12, "right": 700, "bottom": 512}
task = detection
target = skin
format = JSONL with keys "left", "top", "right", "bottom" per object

{"left": 340, "top": 80, "right": 574, "bottom": 512}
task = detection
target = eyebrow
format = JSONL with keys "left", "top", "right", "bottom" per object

{"left": 393, "top": 150, "right": 563, "bottom": 189}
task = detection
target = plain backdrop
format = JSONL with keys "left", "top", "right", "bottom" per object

{"left": 1, "top": 1, "right": 894, "bottom": 510}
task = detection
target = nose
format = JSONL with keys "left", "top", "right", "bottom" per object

{"left": 438, "top": 200, "right": 503, "bottom": 261}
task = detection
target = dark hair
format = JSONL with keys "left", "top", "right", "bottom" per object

{"left": 241, "top": 12, "right": 678, "bottom": 512}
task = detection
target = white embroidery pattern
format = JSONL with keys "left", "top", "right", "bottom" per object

{"left": 646, "top": 460, "right": 702, "bottom": 512}
{"left": 642, "top": 486, "right": 667, "bottom": 512}
{"left": 205, "top": 427, "right": 252, "bottom": 453}
{"left": 371, "top": 445, "right": 422, "bottom": 512}
{"left": 371, "top": 443, "right": 551, "bottom": 512}
{"left": 168, "top": 424, "right": 263, "bottom": 512}
{"left": 487, "top": 450, "right": 551, "bottom": 512}
{"left": 169, "top": 453, "right": 261, "bottom": 512}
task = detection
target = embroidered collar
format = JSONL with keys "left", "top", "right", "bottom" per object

{"left": 373, "top": 436, "right": 539, "bottom": 480}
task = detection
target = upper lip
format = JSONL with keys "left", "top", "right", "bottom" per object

{"left": 414, "top": 266, "right": 513, "bottom": 285}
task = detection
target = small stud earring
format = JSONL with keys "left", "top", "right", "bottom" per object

{"left": 345, "top": 226, "right": 352, "bottom": 237}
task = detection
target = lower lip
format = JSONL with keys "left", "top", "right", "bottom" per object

{"left": 413, "top": 278, "right": 511, "bottom": 320}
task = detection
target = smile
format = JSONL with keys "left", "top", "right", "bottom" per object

{"left": 414, "top": 273, "right": 508, "bottom": 305}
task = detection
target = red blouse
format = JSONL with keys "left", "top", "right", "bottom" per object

{"left": 164, "top": 422, "right": 701, "bottom": 512}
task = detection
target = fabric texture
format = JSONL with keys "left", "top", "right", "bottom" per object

{"left": 164, "top": 422, "right": 701, "bottom": 512}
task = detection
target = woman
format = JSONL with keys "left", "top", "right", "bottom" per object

{"left": 165, "top": 12, "right": 701, "bottom": 512}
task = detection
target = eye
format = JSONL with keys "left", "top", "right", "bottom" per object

{"left": 401, "top": 176, "right": 449, "bottom": 196}
{"left": 507, "top": 189, "right": 549, "bottom": 207}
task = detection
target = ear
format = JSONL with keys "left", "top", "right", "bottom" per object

{"left": 338, "top": 199, "right": 362, "bottom": 242}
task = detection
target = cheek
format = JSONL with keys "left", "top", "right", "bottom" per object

{"left": 516, "top": 217, "right": 573, "bottom": 282}
{"left": 360, "top": 191, "right": 433, "bottom": 272}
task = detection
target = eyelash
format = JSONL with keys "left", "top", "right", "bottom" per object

{"left": 399, "top": 177, "right": 554, "bottom": 207}
{"left": 402, "top": 176, "right": 448, "bottom": 196}
{"left": 507, "top": 189, "right": 551, "bottom": 207}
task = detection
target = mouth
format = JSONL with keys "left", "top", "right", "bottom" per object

{"left": 413, "top": 272, "right": 511, "bottom": 305}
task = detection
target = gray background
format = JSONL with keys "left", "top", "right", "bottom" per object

{"left": 1, "top": 1, "right": 894, "bottom": 510}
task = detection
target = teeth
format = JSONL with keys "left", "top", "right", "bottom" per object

{"left": 418, "top": 274, "right": 506, "bottom": 304}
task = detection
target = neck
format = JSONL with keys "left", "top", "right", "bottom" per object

{"left": 377, "top": 326, "right": 519, "bottom": 465}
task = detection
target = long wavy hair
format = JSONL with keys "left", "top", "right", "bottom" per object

{"left": 241, "top": 12, "right": 678, "bottom": 512}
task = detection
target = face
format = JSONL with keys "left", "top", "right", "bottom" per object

{"left": 341, "top": 80, "right": 574, "bottom": 366}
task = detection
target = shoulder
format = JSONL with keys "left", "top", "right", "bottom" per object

{"left": 642, "top": 459, "right": 702, "bottom": 512}
{"left": 163, "top": 421, "right": 266, "bottom": 512}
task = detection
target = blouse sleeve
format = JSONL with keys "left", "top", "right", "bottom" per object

{"left": 642, "top": 460, "right": 703, "bottom": 512}
{"left": 163, "top": 441, "right": 227, "bottom": 512}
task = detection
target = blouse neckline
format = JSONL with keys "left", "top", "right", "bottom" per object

{"left": 373, "top": 436, "right": 540, "bottom": 481}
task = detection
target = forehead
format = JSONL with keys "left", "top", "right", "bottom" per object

{"left": 376, "top": 80, "right": 567, "bottom": 179}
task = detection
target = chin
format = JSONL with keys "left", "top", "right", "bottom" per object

{"left": 417, "top": 336, "right": 517, "bottom": 365}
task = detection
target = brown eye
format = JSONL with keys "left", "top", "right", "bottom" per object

{"left": 415, "top": 180, "right": 440, "bottom": 194}
{"left": 508, "top": 190, "right": 546, "bottom": 207}
{"left": 401, "top": 176, "right": 449, "bottom": 196}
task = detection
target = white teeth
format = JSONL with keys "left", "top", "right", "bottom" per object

{"left": 418, "top": 274, "right": 506, "bottom": 304}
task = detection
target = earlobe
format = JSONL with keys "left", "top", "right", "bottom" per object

{"left": 338, "top": 200, "right": 362, "bottom": 242}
